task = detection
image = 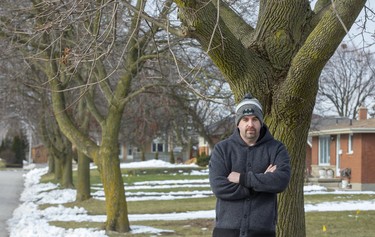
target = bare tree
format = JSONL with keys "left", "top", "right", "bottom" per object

{"left": 172, "top": 0, "right": 369, "bottom": 236}
{"left": 0, "top": 0, "right": 216, "bottom": 232}
{"left": 316, "top": 45, "right": 375, "bottom": 118}
{"left": 120, "top": 39, "right": 234, "bottom": 161}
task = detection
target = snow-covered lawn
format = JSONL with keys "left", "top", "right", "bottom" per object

{"left": 7, "top": 160, "right": 375, "bottom": 237}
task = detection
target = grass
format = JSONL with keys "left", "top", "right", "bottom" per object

{"left": 306, "top": 211, "right": 375, "bottom": 237}
{"left": 56, "top": 196, "right": 216, "bottom": 215}
{"left": 39, "top": 165, "right": 375, "bottom": 236}
{"left": 304, "top": 193, "right": 375, "bottom": 204}
{"left": 41, "top": 166, "right": 207, "bottom": 186}
{"left": 51, "top": 219, "right": 215, "bottom": 237}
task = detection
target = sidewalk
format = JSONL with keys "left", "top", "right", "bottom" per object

{"left": 0, "top": 168, "right": 26, "bottom": 237}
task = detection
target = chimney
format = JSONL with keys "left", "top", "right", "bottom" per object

{"left": 358, "top": 106, "right": 368, "bottom": 120}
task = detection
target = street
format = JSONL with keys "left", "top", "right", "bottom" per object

{"left": 0, "top": 169, "right": 25, "bottom": 237}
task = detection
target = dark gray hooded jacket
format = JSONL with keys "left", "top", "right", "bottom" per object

{"left": 209, "top": 125, "right": 291, "bottom": 237}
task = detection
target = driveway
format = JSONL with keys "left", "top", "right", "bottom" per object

{"left": 0, "top": 168, "right": 25, "bottom": 237}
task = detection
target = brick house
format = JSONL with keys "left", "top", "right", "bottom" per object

{"left": 308, "top": 107, "right": 375, "bottom": 191}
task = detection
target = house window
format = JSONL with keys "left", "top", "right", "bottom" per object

{"left": 348, "top": 134, "right": 353, "bottom": 154}
{"left": 318, "top": 135, "right": 330, "bottom": 165}
{"left": 152, "top": 141, "right": 164, "bottom": 152}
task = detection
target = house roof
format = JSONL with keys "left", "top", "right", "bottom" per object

{"left": 309, "top": 115, "right": 375, "bottom": 136}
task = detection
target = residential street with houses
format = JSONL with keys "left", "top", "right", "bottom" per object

{"left": 0, "top": 169, "right": 25, "bottom": 237}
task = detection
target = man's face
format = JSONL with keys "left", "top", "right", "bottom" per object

{"left": 237, "top": 115, "right": 261, "bottom": 146}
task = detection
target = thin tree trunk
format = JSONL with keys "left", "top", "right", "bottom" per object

{"left": 47, "top": 154, "right": 54, "bottom": 174}
{"left": 76, "top": 151, "right": 91, "bottom": 201}
{"left": 54, "top": 156, "right": 62, "bottom": 182}
{"left": 75, "top": 98, "right": 92, "bottom": 201}
{"left": 61, "top": 152, "right": 74, "bottom": 189}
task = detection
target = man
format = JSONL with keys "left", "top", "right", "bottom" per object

{"left": 209, "top": 93, "right": 291, "bottom": 237}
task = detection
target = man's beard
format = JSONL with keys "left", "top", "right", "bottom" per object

{"left": 245, "top": 129, "right": 257, "bottom": 140}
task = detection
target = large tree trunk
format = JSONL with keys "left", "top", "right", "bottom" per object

{"left": 268, "top": 113, "right": 312, "bottom": 236}
{"left": 99, "top": 144, "right": 130, "bottom": 232}
{"left": 98, "top": 111, "right": 130, "bottom": 231}
{"left": 174, "top": 0, "right": 367, "bottom": 236}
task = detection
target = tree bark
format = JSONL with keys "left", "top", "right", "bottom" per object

{"left": 99, "top": 144, "right": 130, "bottom": 232}
{"left": 76, "top": 151, "right": 92, "bottom": 201}
{"left": 47, "top": 154, "right": 54, "bottom": 174}
{"left": 54, "top": 156, "right": 62, "bottom": 182}
{"left": 61, "top": 151, "right": 74, "bottom": 189}
{"left": 75, "top": 99, "right": 92, "bottom": 201}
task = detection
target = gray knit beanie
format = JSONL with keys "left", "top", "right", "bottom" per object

{"left": 235, "top": 93, "right": 263, "bottom": 125}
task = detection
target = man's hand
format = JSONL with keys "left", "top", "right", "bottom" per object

{"left": 227, "top": 172, "right": 240, "bottom": 183}
{"left": 264, "top": 164, "right": 277, "bottom": 174}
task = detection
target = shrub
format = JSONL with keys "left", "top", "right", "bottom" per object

{"left": 154, "top": 151, "right": 159, "bottom": 160}
{"left": 196, "top": 152, "right": 210, "bottom": 167}
{"left": 0, "top": 132, "right": 28, "bottom": 167}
